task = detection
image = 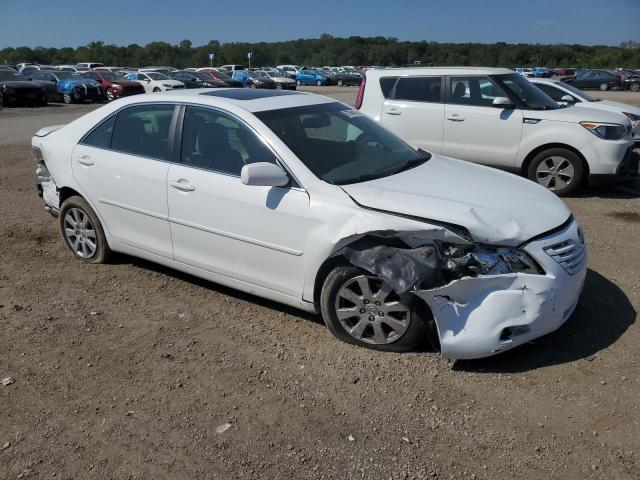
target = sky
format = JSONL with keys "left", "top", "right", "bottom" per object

{"left": 1, "top": 0, "right": 639, "bottom": 49}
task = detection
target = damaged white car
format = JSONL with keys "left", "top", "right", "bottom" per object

{"left": 33, "top": 89, "right": 587, "bottom": 359}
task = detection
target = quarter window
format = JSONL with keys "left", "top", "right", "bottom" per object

{"left": 379, "top": 77, "right": 397, "bottom": 99}
{"left": 111, "top": 105, "right": 175, "bottom": 160}
{"left": 393, "top": 76, "right": 442, "bottom": 102}
{"left": 82, "top": 115, "right": 116, "bottom": 149}
{"left": 180, "top": 106, "right": 275, "bottom": 176}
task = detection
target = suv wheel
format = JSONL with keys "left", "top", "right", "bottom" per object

{"left": 599, "top": 82, "right": 609, "bottom": 91}
{"left": 320, "top": 266, "right": 432, "bottom": 352}
{"left": 527, "top": 148, "right": 584, "bottom": 196}
{"left": 59, "top": 196, "right": 111, "bottom": 263}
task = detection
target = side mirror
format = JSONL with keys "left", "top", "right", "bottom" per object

{"left": 241, "top": 162, "right": 289, "bottom": 187}
{"left": 492, "top": 96, "right": 515, "bottom": 108}
{"left": 560, "top": 94, "right": 576, "bottom": 103}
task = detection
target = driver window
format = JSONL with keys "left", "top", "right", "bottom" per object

{"left": 180, "top": 106, "right": 276, "bottom": 176}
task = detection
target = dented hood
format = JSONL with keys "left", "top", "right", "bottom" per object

{"left": 341, "top": 155, "right": 571, "bottom": 246}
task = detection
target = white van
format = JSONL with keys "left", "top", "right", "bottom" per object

{"left": 358, "top": 67, "right": 636, "bottom": 195}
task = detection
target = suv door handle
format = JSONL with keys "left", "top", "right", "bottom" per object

{"left": 169, "top": 180, "right": 196, "bottom": 192}
{"left": 386, "top": 107, "right": 402, "bottom": 115}
{"left": 76, "top": 155, "right": 94, "bottom": 166}
{"left": 446, "top": 114, "right": 465, "bottom": 122}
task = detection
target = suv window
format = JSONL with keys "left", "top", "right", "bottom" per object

{"left": 536, "top": 83, "right": 573, "bottom": 102}
{"left": 449, "top": 76, "right": 508, "bottom": 107}
{"left": 82, "top": 115, "right": 116, "bottom": 149}
{"left": 111, "top": 105, "right": 175, "bottom": 160}
{"left": 180, "top": 106, "right": 275, "bottom": 176}
{"left": 379, "top": 77, "right": 397, "bottom": 98}
{"left": 393, "top": 76, "right": 442, "bottom": 102}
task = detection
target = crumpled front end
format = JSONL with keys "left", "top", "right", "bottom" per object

{"left": 336, "top": 218, "right": 587, "bottom": 359}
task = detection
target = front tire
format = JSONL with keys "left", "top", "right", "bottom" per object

{"left": 337, "top": 79, "right": 344, "bottom": 87}
{"left": 630, "top": 82, "right": 640, "bottom": 92}
{"left": 296, "top": 80, "right": 302, "bottom": 86}
{"left": 599, "top": 82, "right": 609, "bottom": 91}
{"left": 527, "top": 148, "right": 584, "bottom": 196}
{"left": 63, "top": 93, "right": 73, "bottom": 104}
{"left": 152, "top": 87, "right": 161, "bottom": 93}
{"left": 320, "top": 266, "right": 431, "bottom": 352}
{"left": 59, "top": 196, "right": 111, "bottom": 263}
{"left": 106, "top": 87, "right": 115, "bottom": 101}
{"left": 316, "top": 80, "right": 323, "bottom": 86}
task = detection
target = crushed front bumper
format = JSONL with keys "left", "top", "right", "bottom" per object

{"left": 414, "top": 219, "right": 587, "bottom": 359}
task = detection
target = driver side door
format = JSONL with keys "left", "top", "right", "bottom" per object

{"left": 167, "top": 105, "right": 311, "bottom": 298}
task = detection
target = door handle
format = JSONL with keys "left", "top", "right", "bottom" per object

{"left": 446, "top": 114, "right": 465, "bottom": 122}
{"left": 386, "top": 107, "right": 402, "bottom": 115}
{"left": 169, "top": 180, "right": 196, "bottom": 192}
{"left": 76, "top": 155, "right": 94, "bottom": 166}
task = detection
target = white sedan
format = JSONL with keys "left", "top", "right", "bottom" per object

{"left": 531, "top": 78, "right": 640, "bottom": 142}
{"left": 126, "top": 71, "right": 184, "bottom": 93}
{"left": 32, "top": 89, "right": 586, "bottom": 359}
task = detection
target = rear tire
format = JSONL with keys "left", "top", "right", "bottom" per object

{"left": 630, "top": 82, "right": 640, "bottom": 92}
{"left": 320, "top": 265, "right": 432, "bottom": 352}
{"left": 59, "top": 196, "right": 111, "bottom": 264}
{"left": 527, "top": 148, "right": 584, "bottom": 196}
{"left": 316, "top": 80, "right": 323, "bottom": 86}
{"left": 106, "top": 87, "right": 115, "bottom": 101}
{"left": 599, "top": 82, "right": 609, "bottom": 91}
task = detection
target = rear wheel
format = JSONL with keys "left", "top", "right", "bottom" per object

{"left": 630, "top": 82, "right": 640, "bottom": 92}
{"left": 316, "top": 80, "right": 323, "bottom": 86}
{"left": 337, "top": 79, "right": 344, "bottom": 87}
{"left": 249, "top": 83, "right": 257, "bottom": 89}
{"left": 320, "top": 266, "right": 432, "bottom": 352}
{"left": 59, "top": 196, "right": 111, "bottom": 263}
{"left": 527, "top": 148, "right": 584, "bottom": 196}
{"left": 599, "top": 82, "right": 609, "bottom": 91}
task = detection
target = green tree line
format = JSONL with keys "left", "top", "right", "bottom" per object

{"left": 2, "top": 35, "right": 639, "bottom": 69}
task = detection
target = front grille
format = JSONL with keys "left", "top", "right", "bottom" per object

{"left": 544, "top": 239, "right": 586, "bottom": 275}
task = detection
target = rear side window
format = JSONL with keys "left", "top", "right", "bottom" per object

{"left": 379, "top": 77, "right": 397, "bottom": 98}
{"left": 82, "top": 115, "right": 116, "bottom": 149}
{"left": 393, "top": 77, "right": 442, "bottom": 102}
{"left": 111, "top": 105, "right": 175, "bottom": 160}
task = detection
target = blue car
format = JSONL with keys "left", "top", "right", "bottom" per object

{"left": 295, "top": 69, "right": 328, "bottom": 86}
{"left": 59, "top": 75, "right": 103, "bottom": 104}
{"left": 532, "top": 67, "right": 553, "bottom": 78}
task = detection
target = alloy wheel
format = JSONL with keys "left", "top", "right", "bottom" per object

{"left": 334, "top": 275, "right": 410, "bottom": 345}
{"left": 535, "top": 156, "right": 575, "bottom": 191}
{"left": 63, "top": 208, "right": 97, "bottom": 258}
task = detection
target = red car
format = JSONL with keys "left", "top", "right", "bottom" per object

{"left": 77, "top": 70, "right": 145, "bottom": 101}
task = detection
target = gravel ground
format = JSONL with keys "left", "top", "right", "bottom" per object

{"left": 0, "top": 87, "right": 639, "bottom": 480}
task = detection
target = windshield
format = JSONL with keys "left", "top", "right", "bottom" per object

{"left": 255, "top": 102, "right": 429, "bottom": 185}
{"left": 494, "top": 74, "right": 559, "bottom": 110}
{"left": 99, "top": 72, "right": 118, "bottom": 81}
{"left": 558, "top": 81, "right": 599, "bottom": 102}
{"left": 146, "top": 72, "right": 169, "bottom": 80}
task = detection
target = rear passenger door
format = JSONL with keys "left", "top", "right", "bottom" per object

{"left": 71, "top": 103, "right": 177, "bottom": 258}
{"left": 442, "top": 76, "right": 523, "bottom": 167}
{"left": 380, "top": 76, "right": 445, "bottom": 154}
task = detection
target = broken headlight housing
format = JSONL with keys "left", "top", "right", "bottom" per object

{"left": 443, "top": 245, "right": 544, "bottom": 279}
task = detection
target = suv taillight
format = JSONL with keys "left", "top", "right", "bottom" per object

{"left": 355, "top": 77, "right": 366, "bottom": 110}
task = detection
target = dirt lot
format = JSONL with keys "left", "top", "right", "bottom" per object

{"left": 0, "top": 88, "right": 639, "bottom": 479}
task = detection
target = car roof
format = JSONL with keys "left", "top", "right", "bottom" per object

{"left": 366, "top": 67, "right": 514, "bottom": 77}
{"left": 114, "top": 88, "right": 337, "bottom": 113}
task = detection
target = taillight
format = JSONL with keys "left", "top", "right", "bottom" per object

{"left": 355, "top": 77, "right": 366, "bottom": 110}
